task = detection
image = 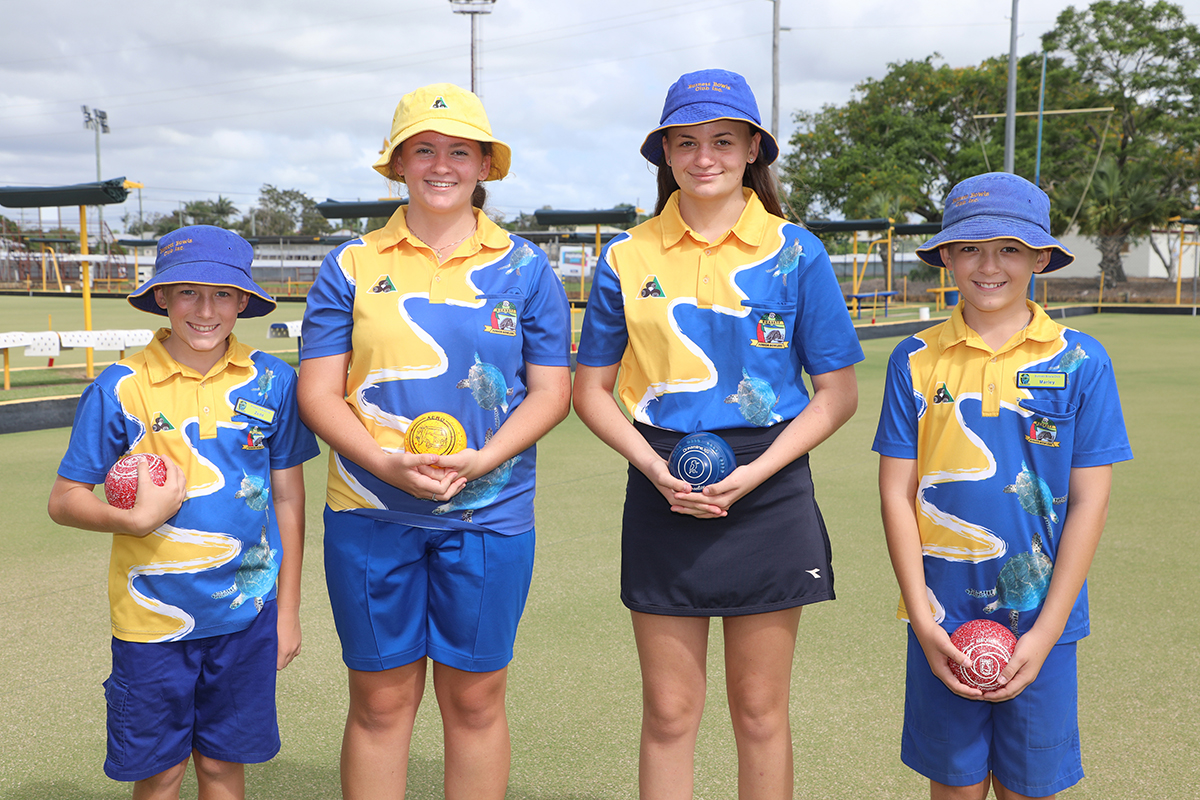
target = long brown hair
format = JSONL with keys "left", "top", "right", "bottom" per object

{"left": 651, "top": 141, "right": 784, "bottom": 219}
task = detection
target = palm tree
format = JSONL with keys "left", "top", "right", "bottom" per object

{"left": 1053, "top": 156, "right": 1175, "bottom": 287}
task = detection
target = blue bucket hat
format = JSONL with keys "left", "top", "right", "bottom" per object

{"left": 916, "top": 173, "right": 1074, "bottom": 273}
{"left": 128, "top": 225, "right": 276, "bottom": 318}
{"left": 640, "top": 69, "right": 779, "bottom": 167}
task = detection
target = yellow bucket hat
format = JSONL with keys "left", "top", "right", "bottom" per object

{"left": 372, "top": 83, "right": 511, "bottom": 183}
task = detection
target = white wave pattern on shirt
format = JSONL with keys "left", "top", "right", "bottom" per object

{"left": 334, "top": 451, "right": 387, "bottom": 509}
{"left": 916, "top": 392, "right": 1007, "bottom": 562}
{"left": 127, "top": 524, "right": 242, "bottom": 643}
{"left": 633, "top": 297, "right": 718, "bottom": 423}
{"left": 179, "top": 417, "right": 225, "bottom": 498}
{"left": 355, "top": 292, "right": 449, "bottom": 430}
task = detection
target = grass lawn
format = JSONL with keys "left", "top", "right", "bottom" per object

{"left": 0, "top": 313, "right": 1196, "bottom": 798}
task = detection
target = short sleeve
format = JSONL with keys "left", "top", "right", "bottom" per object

{"left": 300, "top": 245, "right": 357, "bottom": 360}
{"left": 518, "top": 247, "right": 572, "bottom": 367}
{"left": 790, "top": 237, "right": 864, "bottom": 376}
{"left": 873, "top": 341, "right": 920, "bottom": 460}
{"left": 1070, "top": 343, "right": 1133, "bottom": 468}
{"left": 575, "top": 243, "right": 628, "bottom": 367}
{"left": 57, "top": 376, "right": 131, "bottom": 484}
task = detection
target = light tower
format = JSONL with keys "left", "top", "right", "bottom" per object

{"left": 449, "top": 0, "right": 496, "bottom": 96}
{"left": 81, "top": 106, "right": 109, "bottom": 251}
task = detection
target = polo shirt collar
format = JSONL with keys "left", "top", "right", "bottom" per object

{"left": 659, "top": 187, "right": 769, "bottom": 249}
{"left": 375, "top": 206, "right": 509, "bottom": 256}
{"left": 144, "top": 328, "right": 252, "bottom": 382}
{"left": 938, "top": 300, "right": 1061, "bottom": 353}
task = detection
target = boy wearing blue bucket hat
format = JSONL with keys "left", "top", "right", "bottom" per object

{"left": 873, "top": 174, "right": 1132, "bottom": 798}
{"left": 49, "top": 225, "right": 319, "bottom": 799}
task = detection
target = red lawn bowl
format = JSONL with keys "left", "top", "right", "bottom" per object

{"left": 104, "top": 454, "right": 168, "bottom": 510}
{"left": 949, "top": 619, "right": 1018, "bottom": 691}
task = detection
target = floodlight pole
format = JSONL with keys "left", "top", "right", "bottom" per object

{"left": 1004, "top": 0, "right": 1019, "bottom": 174}
{"left": 449, "top": 0, "right": 497, "bottom": 97}
{"left": 82, "top": 106, "right": 110, "bottom": 253}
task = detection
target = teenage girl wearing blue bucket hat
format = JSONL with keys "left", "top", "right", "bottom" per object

{"left": 574, "top": 69, "right": 864, "bottom": 798}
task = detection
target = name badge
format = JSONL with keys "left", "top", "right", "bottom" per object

{"left": 1016, "top": 371, "right": 1067, "bottom": 389}
{"left": 235, "top": 398, "right": 276, "bottom": 424}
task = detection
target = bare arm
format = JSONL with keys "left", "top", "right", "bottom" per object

{"left": 297, "top": 351, "right": 464, "bottom": 500}
{"left": 47, "top": 457, "right": 187, "bottom": 538}
{"left": 271, "top": 463, "right": 306, "bottom": 670}
{"left": 986, "top": 464, "right": 1112, "bottom": 701}
{"left": 572, "top": 361, "right": 694, "bottom": 503}
{"left": 436, "top": 363, "right": 571, "bottom": 481}
{"left": 879, "top": 454, "right": 982, "bottom": 698}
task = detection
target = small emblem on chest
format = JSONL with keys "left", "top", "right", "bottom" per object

{"left": 751, "top": 312, "right": 788, "bottom": 349}
{"left": 638, "top": 275, "right": 665, "bottom": 298}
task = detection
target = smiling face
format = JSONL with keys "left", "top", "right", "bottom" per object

{"left": 941, "top": 238, "right": 1052, "bottom": 328}
{"left": 392, "top": 131, "right": 491, "bottom": 216}
{"left": 662, "top": 120, "right": 760, "bottom": 205}
{"left": 154, "top": 283, "right": 248, "bottom": 374}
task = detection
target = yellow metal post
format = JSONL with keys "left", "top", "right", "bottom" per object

{"left": 79, "top": 205, "right": 95, "bottom": 379}
{"left": 886, "top": 218, "right": 894, "bottom": 292}
{"left": 1178, "top": 221, "right": 1187, "bottom": 306}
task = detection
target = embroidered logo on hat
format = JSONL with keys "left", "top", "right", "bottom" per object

{"left": 431, "top": 96, "right": 448, "bottom": 109}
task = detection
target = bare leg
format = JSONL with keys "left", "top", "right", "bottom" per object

{"left": 631, "top": 611, "right": 710, "bottom": 800}
{"left": 931, "top": 778, "right": 991, "bottom": 800}
{"left": 341, "top": 660, "right": 428, "bottom": 800}
{"left": 722, "top": 606, "right": 802, "bottom": 800}
{"left": 433, "top": 663, "right": 511, "bottom": 800}
{"left": 192, "top": 752, "right": 244, "bottom": 800}
{"left": 131, "top": 757, "right": 188, "bottom": 800}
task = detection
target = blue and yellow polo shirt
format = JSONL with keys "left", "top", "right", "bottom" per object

{"left": 301, "top": 206, "right": 571, "bottom": 535}
{"left": 873, "top": 302, "right": 1132, "bottom": 641}
{"left": 577, "top": 189, "right": 863, "bottom": 431}
{"left": 58, "top": 330, "right": 320, "bottom": 643}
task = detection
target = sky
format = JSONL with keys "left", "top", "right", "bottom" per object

{"left": 3, "top": 0, "right": 1200, "bottom": 234}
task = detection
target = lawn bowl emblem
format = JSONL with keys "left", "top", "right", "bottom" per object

{"left": 405, "top": 412, "right": 467, "bottom": 456}
{"left": 668, "top": 432, "right": 737, "bottom": 491}
{"left": 949, "top": 619, "right": 1018, "bottom": 691}
{"left": 104, "top": 454, "right": 168, "bottom": 509}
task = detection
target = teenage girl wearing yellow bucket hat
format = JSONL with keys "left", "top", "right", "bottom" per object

{"left": 298, "top": 84, "right": 571, "bottom": 799}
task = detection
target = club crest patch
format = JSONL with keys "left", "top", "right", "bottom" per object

{"left": 1026, "top": 416, "right": 1060, "bottom": 447}
{"left": 484, "top": 300, "right": 518, "bottom": 336}
{"left": 751, "top": 312, "right": 788, "bottom": 349}
{"left": 242, "top": 425, "right": 265, "bottom": 451}
{"left": 933, "top": 383, "right": 955, "bottom": 404}
{"left": 638, "top": 275, "right": 665, "bottom": 298}
{"left": 369, "top": 275, "right": 397, "bottom": 294}
{"left": 151, "top": 412, "right": 175, "bottom": 432}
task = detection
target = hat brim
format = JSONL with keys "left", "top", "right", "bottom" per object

{"left": 373, "top": 119, "right": 511, "bottom": 183}
{"left": 128, "top": 264, "right": 277, "bottom": 319}
{"left": 640, "top": 108, "right": 779, "bottom": 167}
{"left": 916, "top": 217, "right": 1074, "bottom": 273}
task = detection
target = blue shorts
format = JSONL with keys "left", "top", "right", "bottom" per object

{"left": 323, "top": 508, "right": 535, "bottom": 673}
{"left": 103, "top": 601, "right": 280, "bottom": 782}
{"left": 901, "top": 625, "right": 1084, "bottom": 796}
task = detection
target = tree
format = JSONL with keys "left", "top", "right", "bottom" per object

{"left": 1043, "top": 0, "right": 1200, "bottom": 285}
{"left": 780, "top": 53, "right": 1096, "bottom": 223}
{"left": 239, "top": 185, "right": 331, "bottom": 237}
{"left": 1053, "top": 156, "right": 1180, "bottom": 283}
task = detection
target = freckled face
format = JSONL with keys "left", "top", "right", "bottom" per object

{"left": 392, "top": 132, "right": 491, "bottom": 215}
